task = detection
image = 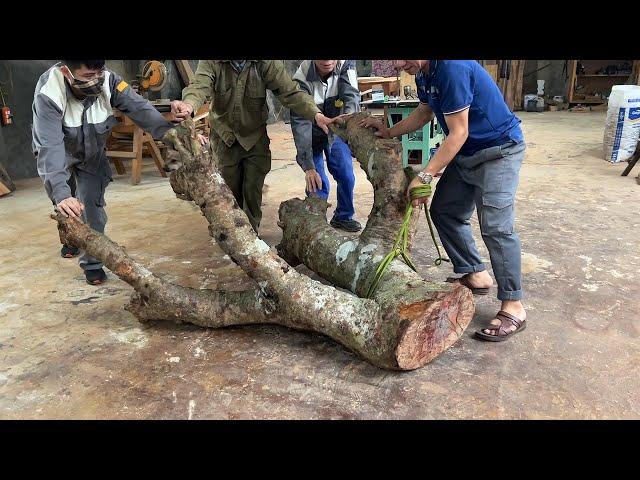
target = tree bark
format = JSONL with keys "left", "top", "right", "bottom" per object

{"left": 277, "top": 113, "right": 476, "bottom": 367}
{"left": 53, "top": 212, "right": 275, "bottom": 328}
{"left": 53, "top": 115, "right": 475, "bottom": 370}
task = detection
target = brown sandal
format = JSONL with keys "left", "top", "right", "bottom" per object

{"left": 446, "top": 275, "right": 491, "bottom": 295}
{"left": 475, "top": 310, "right": 527, "bottom": 342}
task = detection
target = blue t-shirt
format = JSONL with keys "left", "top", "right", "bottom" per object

{"left": 416, "top": 60, "right": 523, "bottom": 156}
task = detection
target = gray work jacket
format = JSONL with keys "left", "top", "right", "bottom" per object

{"left": 32, "top": 64, "right": 174, "bottom": 203}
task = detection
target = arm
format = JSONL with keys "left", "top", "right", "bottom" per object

{"left": 338, "top": 60, "right": 361, "bottom": 114}
{"left": 261, "top": 60, "right": 320, "bottom": 122}
{"left": 290, "top": 109, "right": 316, "bottom": 173}
{"left": 181, "top": 60, "right": 215, "bottom": 114}
{"left": 421, "top": 109, "right": 468, "bottom": 176}
{"left": 289, "top": 75, "right": 315, "bottom": 172}
{"left": 407, "top": 109, "right": 468, "bottom": 206}
{"left": 408, "top": 63, "right": 473, "bottom": 206}
{"left": 109, "top": 71, "right": 174, "bottom": 140}
{"left": 358, "top": 102, "right": 434, "bottom": 138}
{"left": 290, "top": 73, "right": 323, "bottom": 192}
{"left": 32, "top": 94, "right": 71, "bottom": 204}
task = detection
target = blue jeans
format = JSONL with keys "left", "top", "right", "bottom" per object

{"left": 430, "top": 141, "right": 526, "bottom": 301}
{"left": 308, "top": 136, "right": 356, "bottom": 221}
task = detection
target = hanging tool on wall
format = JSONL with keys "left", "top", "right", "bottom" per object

{"left": 0, "top": 86, "right": 12, "bottom": 126}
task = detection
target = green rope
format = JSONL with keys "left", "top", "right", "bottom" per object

{"left": 365, "top": 184, "right": 450, "bottom": 299}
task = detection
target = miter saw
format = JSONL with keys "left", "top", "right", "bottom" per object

{"left": 136, "top": 60, "right": 167, "bottom": 93}
{"left": 133, "top": 60, "right": 171, "bottom": 111}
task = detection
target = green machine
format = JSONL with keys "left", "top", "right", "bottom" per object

{"left": 385, "top": 100, "right": 445, "bottom": 168}
{"left": 361, "top": 99, "right": 445, "bottom": 168}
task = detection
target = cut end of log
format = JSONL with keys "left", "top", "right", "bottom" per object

{"left": 394, "top": 284, "right": 475, "bottom": 370}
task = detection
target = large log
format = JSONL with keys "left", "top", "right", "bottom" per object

{"left": 163, "top": 118, "right": 474, "bottom": 368}
{"left": 278, "top": 113, "right": 475, "bottom": 365}
{"left": 53, "top": 115, "right": 474, "bottom": 370}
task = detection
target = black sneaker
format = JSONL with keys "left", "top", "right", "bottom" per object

{"left": 85, "top": 268, "right": 107, "bottom": 285}
{"left": 330, "top": 218, "right": 362, "bottom": 232}
{"left": 61, "top": 244, "right": 79, "bottom": 258}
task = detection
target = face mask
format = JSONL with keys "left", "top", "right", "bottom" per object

{"left": 65, "top": 68, "right": 105, "bottom": 97}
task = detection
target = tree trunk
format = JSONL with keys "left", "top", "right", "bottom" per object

{"left": 54, "top": 115, "right": 475, "bottom": 370}
{"left": 278, "top": 113, "right": 475, "bottom": 367}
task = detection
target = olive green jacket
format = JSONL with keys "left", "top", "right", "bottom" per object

{"left": 182, "top": 60, "right": 321, "bottom": 150}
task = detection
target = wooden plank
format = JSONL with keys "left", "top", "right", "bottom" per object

{"left": 357, "top": 76, "right": 399, "bottom": 90}
{"left": 504, "top": 60, "right": 516, "bottom": 111}
{"left": 514, "top": 60, "right": 525, "bottom": 111}
{"left": 578, "top": 74, "right": 630, "bottom": 77}
{"left": 113, "top": 159, "right": 127, "bottom": 175}
{"left": 144, "top": 134, "right": 167, "bottom": 178}
{"left": 130, "top": 128, "right": 143, "bottom": 185}
{"left": 106, "top": 151, "right": 137, "bottom": 158}
{"left": 0, "top": 180, "right": 10, "bottom": 197}
{"left": 399, "top": 70, "right": 417, "bottom": 97}
{"left": 111, "top": 124, "right": 137, "bottom": 134}
{"left": 0, "top": 161, "right": 15, "bottom": 194}
{"left": 484, "top": 64, "right": 498, "bottom": 83}
{"left": 195, "top": 102, "right": 210, "bottom": 117}
{"left": 621, "top": 143, "right": 640, "bottom": 176}
{"left": 567, "top": 60, "right": 577, "bottom": 104}
{"left": 174, "top": 60, "right": 195, "bottom": 87}
{"left": 568, "top": 100, "right": 606, "bottom": 105}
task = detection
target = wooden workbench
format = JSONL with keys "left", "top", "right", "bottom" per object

{"left": 357, "top": 76, "right": 401, "bottom": 97}
{"left": 106, "top": 103, "right": 210, "bottom": 185}
{"left": 106, "top": 109, "right": 172, "bottom": 185}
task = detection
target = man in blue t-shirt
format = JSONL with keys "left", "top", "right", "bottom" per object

{"left": 360, "top": 60, "right": 527, "bottom": 342}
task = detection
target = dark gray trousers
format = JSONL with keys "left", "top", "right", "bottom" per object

{"left": 430, "top": 140, "right": 526, "bottom": 301}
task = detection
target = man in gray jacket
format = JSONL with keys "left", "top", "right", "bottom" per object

{"left": 33, "top": 60, "right": 175, "bottom": 285}
{"left": 290, "top": 60, "right": 362, "bottom": 232}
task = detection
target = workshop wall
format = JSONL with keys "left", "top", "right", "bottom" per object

{"left": 536, "top": 60, "right": 570, "bottom": 98}
{"left": 106, "top": 60, "right": 139, "bottom": 84}
{"left": 0, "top": 60, "right": 58, "bottom": 180}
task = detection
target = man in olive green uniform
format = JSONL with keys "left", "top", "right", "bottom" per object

{"left": 171, "top": 60, "right": 334, "bottom": 233}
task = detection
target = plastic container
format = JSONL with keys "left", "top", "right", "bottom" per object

{"left": 603, "top": 85, "right": 640, "bottom": 163}
{"left": 524, "top": 94, "right": 544, "bottom": 112}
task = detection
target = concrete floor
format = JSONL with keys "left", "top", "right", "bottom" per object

{"left": 1, "top": 111, "right": 639, "bottom": 419}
